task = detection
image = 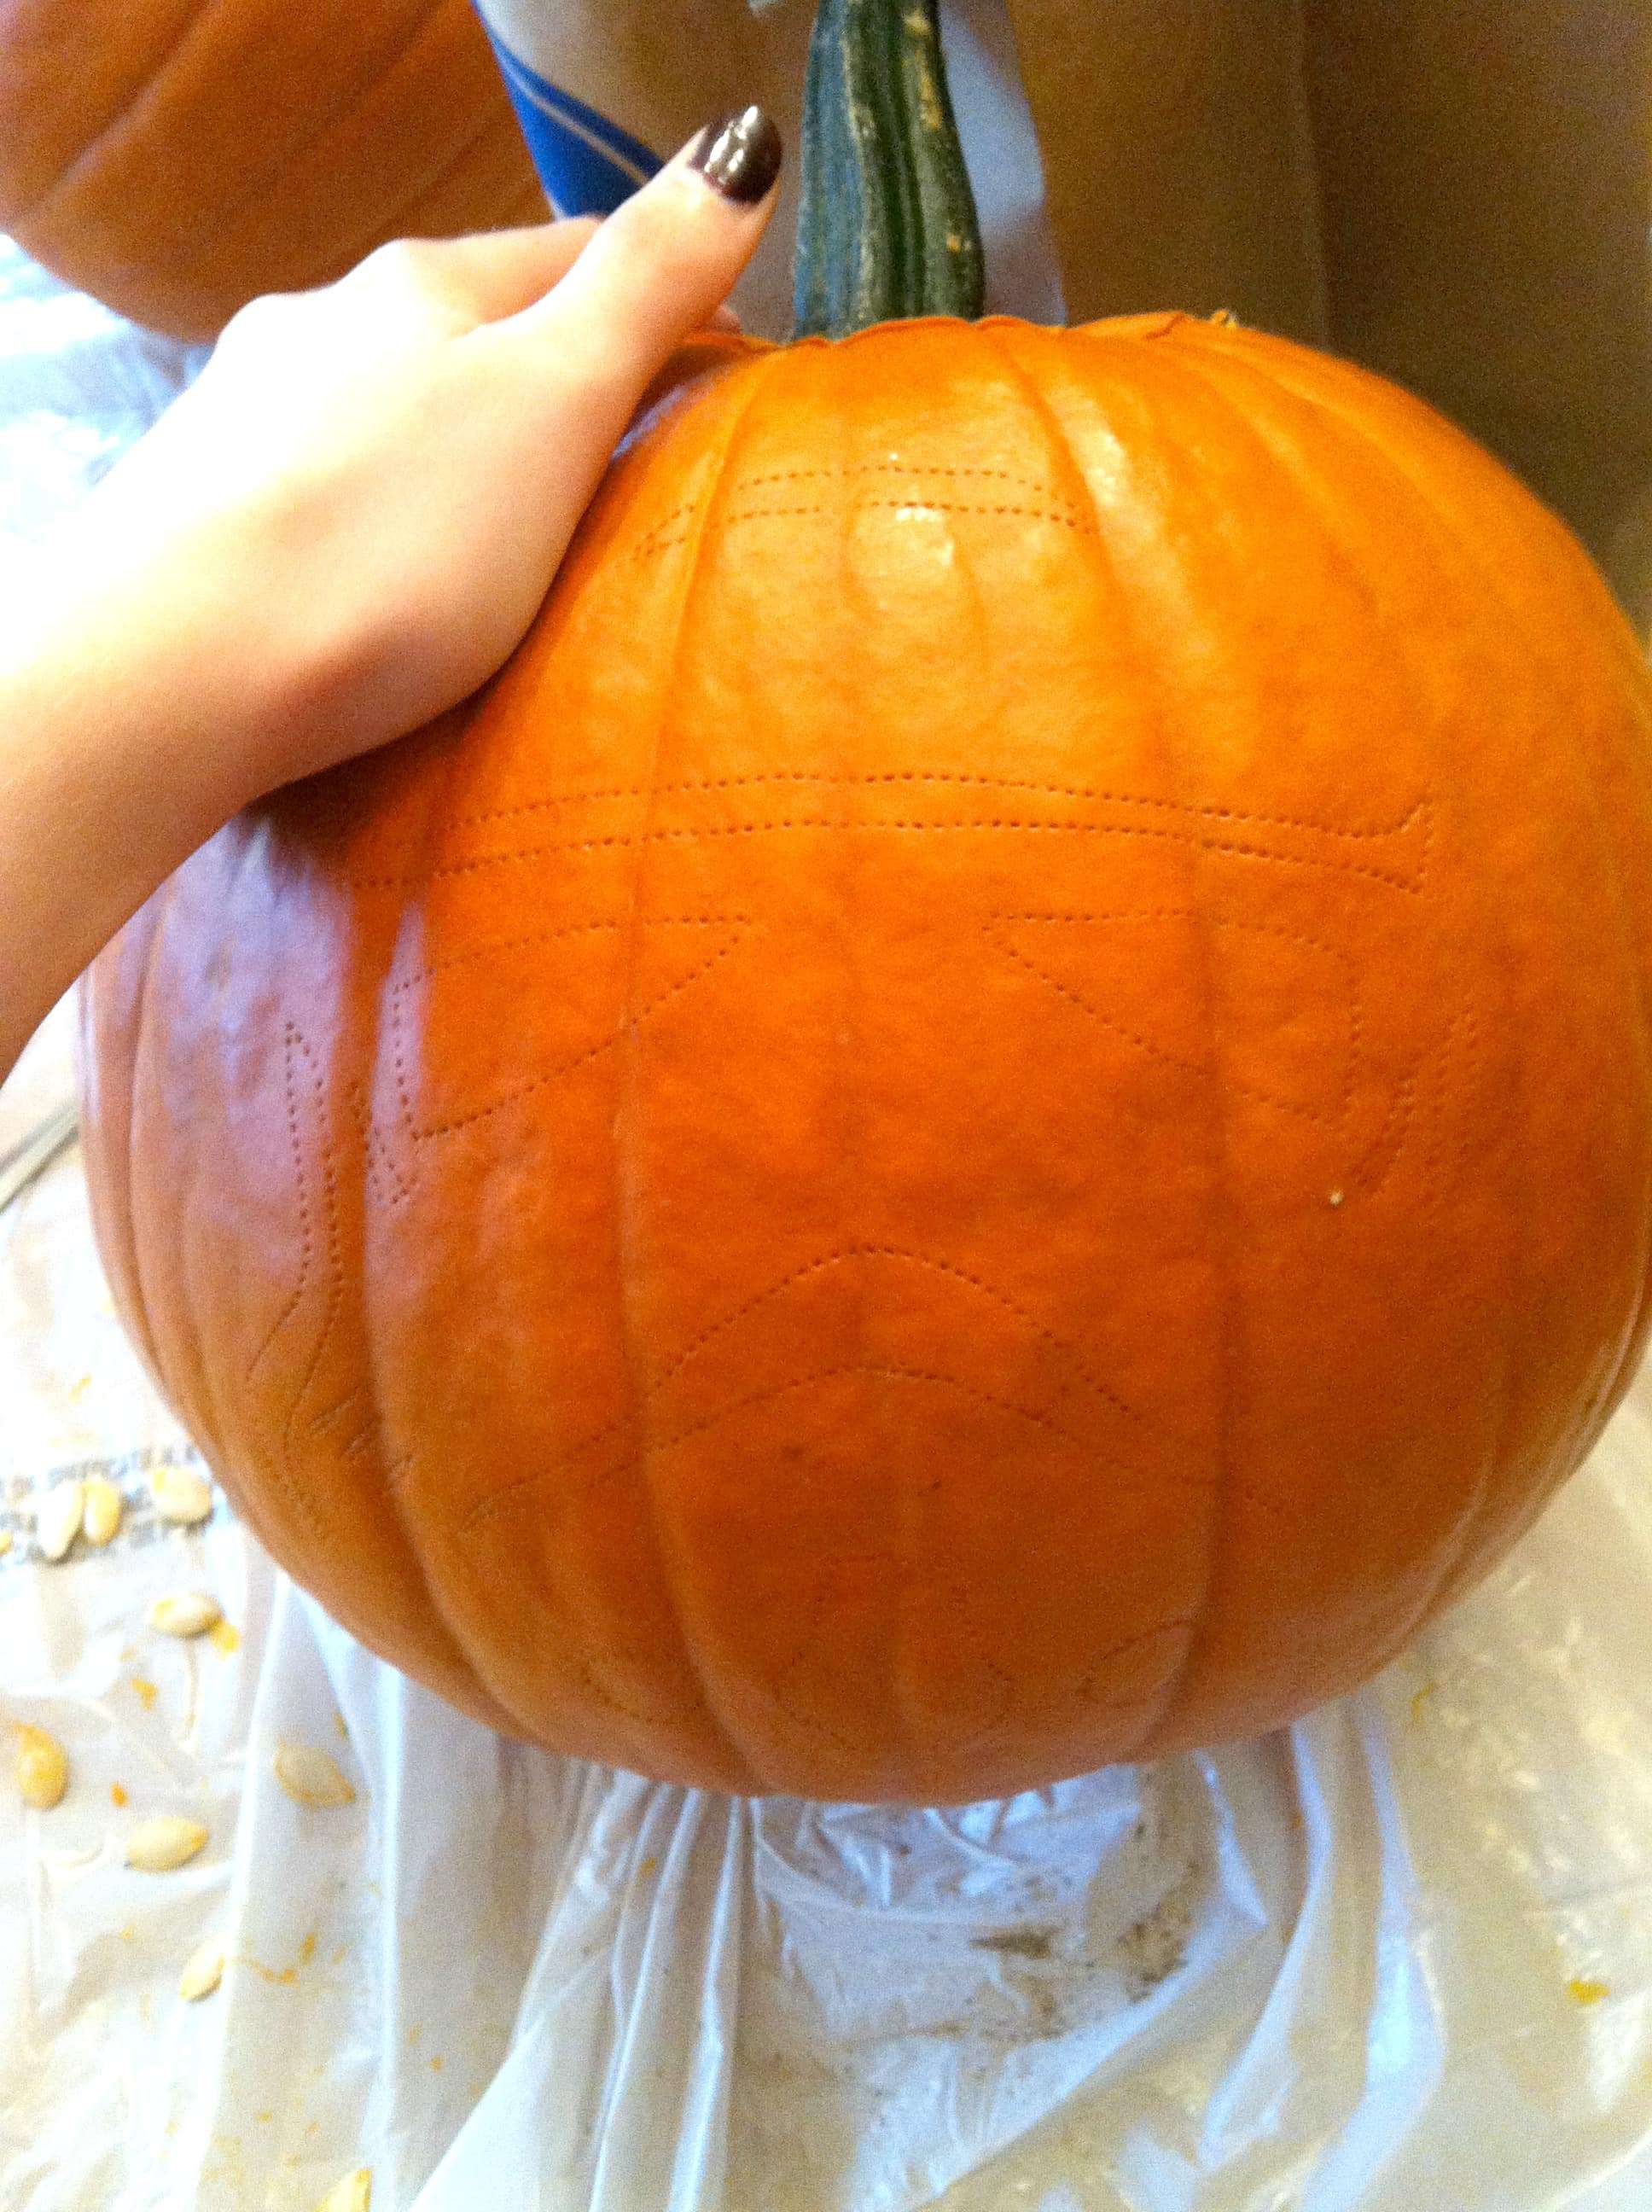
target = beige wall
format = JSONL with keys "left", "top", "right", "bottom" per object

{"left": 1005, "top": 0, "right": 1651, "bottom": 615}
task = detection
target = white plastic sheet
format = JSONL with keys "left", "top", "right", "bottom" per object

{"left": 6, "top": 147, "right": 1652, "bottom": 2212}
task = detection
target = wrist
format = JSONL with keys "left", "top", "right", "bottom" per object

{"left": 0, "top": 533, "right": 316, "bottom": 1079}
{"left": 14, "top": 521, "right": 317, "bottom": 830}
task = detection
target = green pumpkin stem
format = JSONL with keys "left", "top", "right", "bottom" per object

{"left": 793, "top": 0, "right": 986, "bottom": 338}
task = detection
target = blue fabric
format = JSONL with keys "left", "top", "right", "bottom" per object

{"left": 483, "top": 31, "right": 663, "bottom": 215}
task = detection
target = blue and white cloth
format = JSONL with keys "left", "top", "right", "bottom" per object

{"left": 482, "top": 30, "right": 661, "bottom": 215}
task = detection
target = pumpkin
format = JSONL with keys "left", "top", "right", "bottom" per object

{"left": 0, "top": 0, "right": 543, "bottom": 338}
{"left": 79, "top": 0, "right": 1652, "bottom": 1803}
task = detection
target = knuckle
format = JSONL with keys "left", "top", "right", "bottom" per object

{"left": 217, "top": 291, "right": 295, "bottom": 352}
{"left": 356, "top": 236, "right": 440, "bottom": 290}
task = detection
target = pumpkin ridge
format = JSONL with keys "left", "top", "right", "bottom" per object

{"left": 122, "top": 877, "right": 186, "bottom": 1426}
{"left": 608, "top": 352, "right": 788, "bottom": 1796}
{"left": 131, "top": 0, "right": 456, "bottom": 282}
{"left": 348, "top": 1078, "right": 415, "bottom": 1211}
{"left": 75, "top": 969, "right": 158, "bottom": 1382}
{"left": 1185, "top": 336, "right": 1567, "bottom": 1646}
{"left": 298, "top": 96, "right": 526, "bottom": 296}
{"left": 244, "top": 1023, "right": 318, "bottom": 1382}
{"left": 1109, "top": 334, "right": 1515, "bottom": 1733}
{"left": 1416, "top": 478, "right": 1652, "bottom": 1481}
{"left": 274, "top": 1028, "right": 348, "bottom": 1535}
{"left": 358, "top": 87, "right": 540, "bottom": 243}
{"left": 1145, "top": 338, "right": 1502, "bottom": 1215}
{"left": 345, "top": 867, "right": 568, "bottom": 1739}
{"left": 5, "top": 0, "right": 209, "bottom": 234}
{"left": 1475, "top": 611, "right": 1652, "bottom": 1485}
{"left": 306, "top": 1380, "right": 369, "bottom": 1441}
{"left": 1269, "top": 351, "right": 1652, "bottom": 1584}
{"left": 974, "top": 320, "right": 1249, "bottom": 1755}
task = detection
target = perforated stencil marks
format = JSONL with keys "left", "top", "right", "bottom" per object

{"left": 235, "top": 716, "right": 1469, "bottom": 1778}
{"left": 380, "top": 912, "right": 755, "bottom": 1151}
{"left": 259, "top": 745, "right": 1453, "bottom": 1536}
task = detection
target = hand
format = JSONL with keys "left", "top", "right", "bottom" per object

{"left": 38, "top": 109, "right": 782, "bottom": 805}
{"left": 0, "top": 108, "right": 783, "bottom": 1083}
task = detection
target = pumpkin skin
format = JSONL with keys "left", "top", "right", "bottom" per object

{"left": 80, "top": 313, "right": 1652, "bottom": 1802}
{"left": 0, "top": 0, "right": 543, "bottom": 338}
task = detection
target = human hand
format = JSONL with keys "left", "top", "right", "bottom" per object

{"left": 0, "top": 108, "right": 781, "bottom": 1085}
{"left": 29, "top": 107, "right": 782, "bottom": 810}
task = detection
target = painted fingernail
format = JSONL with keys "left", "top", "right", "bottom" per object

{"left": 686, "top": 108, "right": 784, "bottom": 205}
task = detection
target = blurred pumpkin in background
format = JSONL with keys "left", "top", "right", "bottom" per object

{"left": 79, "top": 0, "right": 1652, "bottom": 1802}
{"left": 0, "top": 0, "right": 542, "bottom": 337}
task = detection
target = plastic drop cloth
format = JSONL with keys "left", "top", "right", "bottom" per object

{"left": 5, "top": 90, "right": 1652, "bottom": 2212}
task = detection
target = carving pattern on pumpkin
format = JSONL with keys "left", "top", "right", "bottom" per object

{"left": 244, "top": 723, "right": 1472, "bottom": 1784}
{"left": 344, "top": 776, "right": 1437, "bottom": 895}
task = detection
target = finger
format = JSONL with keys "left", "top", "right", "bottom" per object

{"left": 497, "top": 108, "right": 782, "bottom": 412}
{"left": 354, "top": 217, "right": 602, "bottom": 326}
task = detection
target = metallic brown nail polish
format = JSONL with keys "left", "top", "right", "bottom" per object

{"left": 686, "top": 107, "right": 784, "bottom": 205}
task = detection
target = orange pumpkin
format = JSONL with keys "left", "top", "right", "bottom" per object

{"left": 80, "top": 306, "right": 1652, "bottom": 1802}
{"left": 0, "top": 0, "right": 542, "bottom": 337}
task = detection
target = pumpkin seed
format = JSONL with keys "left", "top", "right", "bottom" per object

{"left": 316, "top": 2172, "right": 371, "bottom": 2212}
{"left": 149, "top": 1592, "right": 223, "bottom": 1639}
{"left": 16, "top": 1724, "right": 68, "bottom": 1809}
{"left": 150, "top": 1466, "right": 213, "bottom": 1526}
{"left": 36, "top": 1481, "right": 84, "bottom": 1562}
{"left": 178, "top": 1936, "right": 224, "bottom": 2002}
{"left": 82, "top": 1476, "right": 123, "bottom": 1547}
{"left": 125, "top": 1815, "right": 208, "bottom": 1871}
{"left": 274, "top": 1741, "right": 356, "bottom": 1808}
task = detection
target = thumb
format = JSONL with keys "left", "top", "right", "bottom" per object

{"left": 491, "top": 108, "right": 782, "bottom": 424}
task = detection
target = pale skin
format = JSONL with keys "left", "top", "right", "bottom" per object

{"left": 0, "top": 132, "right": 778, "bottom": 1086}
